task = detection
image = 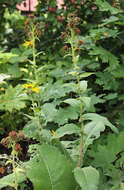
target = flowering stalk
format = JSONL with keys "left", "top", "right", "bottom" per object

{"left": 11, "top": 142, "right": 18, "bottom": 190}
{"left": 31, "top": 24, "right": 38, "bottom": 82}
{"left": 1, "top": 132, "right": 25, "bottom": 190}
{"left": 69, "top": 28, "right": 84, "bottom": 168}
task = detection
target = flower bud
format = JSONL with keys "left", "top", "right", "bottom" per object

{"left": 48, "top": 7, "right": 56, "bottom": 12}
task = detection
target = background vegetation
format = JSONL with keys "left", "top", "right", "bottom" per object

{"left": 0, "top": 0, "right": 124, "bottom": 189}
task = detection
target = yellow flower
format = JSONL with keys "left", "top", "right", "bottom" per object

{"left": 23, "top": 83, "right": 40, "bottom": 93}
{"left": 23, "top": 40, "right": 33, "bottom": 48}
{"left": 51, "top": 130, "right": 56, "bottom": 136}
{"left": 23, "top": 84, "right": 35, "bottom": 89}
{"left": 32, "top": 87, "right": 40, "bottom": 93}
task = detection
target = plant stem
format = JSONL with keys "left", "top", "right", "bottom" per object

{"left": 32, "top": 25, "right": 38, "bottom": 82}
{"left": 12, "top": 143, "right": 18, "bottom": 190}
{"left": 70, "top": 28, "right": 84, "bottom": 168}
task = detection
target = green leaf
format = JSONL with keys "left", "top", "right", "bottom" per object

{"left": 7, "top": 63, "right": 22, "bottom": 78}
{"left": 52, "top": 124, "right": 80, "bottom": 139}
{"left": 40, "top": 82, "right": 77, "bottom": 102}
{"left": 104, "top": 93, "right": 117, "bottom": 100}
{"left": 82, "top": 97, "right": 91, "bottom": 109}
{"left": 26, "top": 144, "right": 76, "bottom": 190}
{"left": 83, "top": 113, "right": 118, "bottom": 152}
{"left": 83, "top": 113, "right": 118, "bottom": 133}
{"left": 111, "top": 183, "right": 124, "bottom": 190}
{"left": 42, "top": 103, "right": 57, "bottom": 123}
{"left": 56, "top": 106, "right": 79, "bottom": 125}
{"left": 63, "top": 98, "right": 80, "bottom": 111}
{"left": 0, "top": 85, "right": 27, "bottom": 112}
{"left": 95, "top": 0, "right": 121, "bottom": 14}
{"left": 80, "top": 80, "right": 87, "bottom": 92}
{"left": 102, "top": 16, "right": 119, "bottom": 26}
{"left": 0, "top": 52, "right": 18, "bottom": 64}
{"left": 88, "top": 131, "right": 124, "bottom": 171}
{"left": 79, "top": 72, "right": 94, "bottom": 78}
{"left": 0, "top": 170, "right": 26, "bottom": 189}
{"left": 90, "top": 28, "right": 118, "bottom": 40}
{"left": 74, "top": 166, "right": 99, "bottom": 190}
{"left": 90, "top": 46, "right": 119, "bottom": 71}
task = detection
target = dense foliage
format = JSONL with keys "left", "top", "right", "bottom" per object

{"left": 0, "top": 0, "right": 124, "bottom": 189}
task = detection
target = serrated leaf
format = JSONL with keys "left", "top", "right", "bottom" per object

{"left": 102, "top": 16, "right": 119, "bottom": 25}
{"left": 42, "top": 103, "right": 57, "bottom": 123}
{"left": 55, "top": 106, "right": 79, "bottom": 125}
{"left": 89, "top": 131, "right": 124, "bottom": 172}
{"left": 26, "top": 144, "right": 76, "bottom": 190}
{"left": 83, "top": 113, "right": 118, "bottom": 152}
{"left": 41, "top": 82, "right": 77, "bottom": 102}
{"left": 74, "top": 166, "right": 99, "bottom": 190}
{"left": 52, "top": 124, "right": 80, "bottom": 139}
{"left": 83, "top": 113, "right": 118, "bottom": 133}
{"left": 89, "top": 46, "right": 119, "bottom": 71}
{"left": 95, "top": 0, "right": 121, "bottom": 14}
{"left": 0, "top": 85, "right": 27, "bottom": 112}
{"left": 104, "top": 93, "right": 117, "bottom": 100}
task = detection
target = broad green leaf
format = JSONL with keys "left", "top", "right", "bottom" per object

{"left": 95, "top": 0, "right": 121, "bottom": 14}
{"left": 7, "top": 64, "right": 22, "bottom": 78}
{"left": 42, "top": 103, "right": 57, "bottom": 123}
{"left": 90, "top": 28, "right": 118, "bottom": 39}
{"left": 74, "top": 166, "right": 99, "bottom": 190}
{"left": 88, "top": 145, "right": 116, "bottom": 169}
{"left": 102, "top": 16, "right": 119, "bottom": 25}
{"left": 83, "top": 113, "right": 118, "bottom": 133}
{"left": 83, "top": 113, "right": 118, "bottom": 152}
{"left": 23, "top": 119, "right": 41, "bottom": 139}
{"left": 0, "top": 85, "right": 27, "bottom": 112}
{"left": 55, "top": 106, "right": 79, "bottom": 125}
{"left": 88, "top": 131, "right": 124, "bottom": 171}
{"left": 111, "top": 183, "right": 124, "bottom": 190}
{"left": 63, "top": 98, "right": 80, "bottom": 111}
{"left": 80, "top": 80, "right": 87, "bottom": 92}
{"left": 82, "top": 97, "right": 91, "bottom": 109}
{"left": 40, "top": 82, "right": 77, "bottom": 102}
{"left": 89, "top": 46, "right": 119, "bottom": 71}
{"left": 52, "top": 124, "right": 80, "bottom": 139}
{"left": 0, "top": 170, "right": 26, "bottom": 189}
{"left": 0, "top": 52, "right": 18, "bottom": 64}
{"left": 79, "top": 72, "right": 94, "bottom": 78}
{"left": 104, "top": 93, "right": 117, "bottom": 100}
{"left": 26, "top": 144, "right": 76, "bottom": 190}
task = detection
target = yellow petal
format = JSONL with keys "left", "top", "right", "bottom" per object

{"left": 51, "top": 130, "right": 56, "bottom": 136}
{"left": 32, "top": 87, "right": 40, "bottom": 93}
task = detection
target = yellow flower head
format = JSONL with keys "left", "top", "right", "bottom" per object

{"left": 23, "top": 40, "right": 33, "bottom": 48}
{"left": 32, "top": 87, "right": 40, "bottom": 93}
{"left": 23, "top": 83, "right": 40, "bottom": 93}
{"left": 51, "top": 130, "right": 56, "bottom": 136}
{"left": 23, "top": 84, "right": 35, "bottom": 89}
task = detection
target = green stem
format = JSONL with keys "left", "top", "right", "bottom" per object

{"left": 70, "top": 28, "right": 84, "bottom": 168}
{"left": 12, "top": 143, "right": 18, "bottom": 190}
{"left": 32, "top": 25, "right": 38, "bottom": 82}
